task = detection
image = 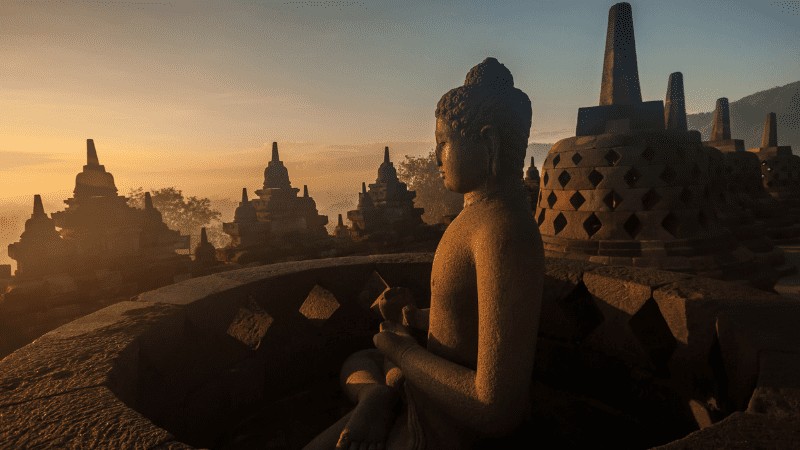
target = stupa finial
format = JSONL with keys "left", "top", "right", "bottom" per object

{"left": 599, "top": 2, "right": 642, "bottom": 106}
{"left": 711, "top": 98, "right": 731, "bottom": 141}
{"left": 362, "top": 182, "right": 367, "bottom": 194}
{"left": 144, "top": 192, "right": 154, "bottom": 209}
{"left": 664, "top": 72, "right": 687, "bottom": 132}
{"left": 384, "top": 146, "right": 390, "bottom": 164}
{"left": 87, "top": 139, "right": 100, "bottom": 166}
{"left": 337, "top": 213, "right": 344, "bottom": 226}
{"left": 32, "top": 194, "right": 45, "bottom": 218}
{"left": 303, "top": 185, "right": 309, "bottom": 197}
{"left": 761, "top": 112, "right": 778, "bottom": 148}
{"left": 242, "top": 187, "right": 249, "bottom": 203}
{"left": 272, "top": 142, "right": 279, "bottom": 162}
{"left": 200, "top": 227, "right": 208, "bottom": 245}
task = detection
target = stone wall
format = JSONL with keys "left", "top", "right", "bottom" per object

{"left": 1, "top": 253, "right": 798, "bottom": 449}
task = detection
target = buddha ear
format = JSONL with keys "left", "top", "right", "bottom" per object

{"left": 480, "top": 125, "right": 500, "bottom": 178}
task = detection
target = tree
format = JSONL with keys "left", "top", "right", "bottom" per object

{"left": 397, "top": 149, "right": 463, "bottom": 224}
{"left": 127, "top": 187, "right": 222, "bottom": 239}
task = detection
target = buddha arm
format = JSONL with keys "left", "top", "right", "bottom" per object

{"left": 398, "top": 220, "right": 544, "bottom": 436}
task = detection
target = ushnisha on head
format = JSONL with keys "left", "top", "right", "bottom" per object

{"left": 435, "top": 57, "right": 532, "bottom": 191}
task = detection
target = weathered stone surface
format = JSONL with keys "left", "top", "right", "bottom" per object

{"left": 227, "top": 296, "right": 275, "bottom": 350}
{"left": 0, "top": 386, "right": 178, "bottom": 450}
{"left": 747, "top": 350, "right": 800, "bottom": 417}
{"left": 299, "top": 284, "right": 341, "bottom": 327}
{"left": 0, "top": 301, "right": 179, "bottom": 407}
{"left": 651, "top": 411, "right": 800, "bottom": 449}
{"left": 136, "top": 274, "right": 244, "bottom": 306}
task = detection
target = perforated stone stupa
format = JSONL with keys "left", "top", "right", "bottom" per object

{"left": 346, "top": 147, "right": 425, "bottom": 241}
{"left": 536, "top": 3, "right": 770, "bottom": 287}
{"left": 748, "top": 112, "right": 800, "bottom": 211}
{"left": 707, "top": 107, "right": 800, "bottom": 244}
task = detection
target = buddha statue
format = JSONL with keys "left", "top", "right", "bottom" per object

{"left": 304, "top": 57, "right": 545, "bottom": 450}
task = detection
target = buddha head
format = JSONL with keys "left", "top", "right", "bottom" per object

{"left": 435, "top": 57, "right": 532, "bottom": 193}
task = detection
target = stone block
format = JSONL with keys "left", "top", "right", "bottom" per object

{"left": 299, "top": 284, "right": 341, "bottom": 327}
{"left": 0, "top": 264, "right": 10, "bottom": 279}
{"left": 227, "top": 296, "right": 275, "bottom": 350}
{"left": 747, "top": 350, "right": 800, "bottom": 417}
{"left": 137, "top": 274, "right": 244, "bottom": 306}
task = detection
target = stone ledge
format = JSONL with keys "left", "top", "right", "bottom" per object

{"left": 1, "top": 253, "right": 798, "bottom": 448}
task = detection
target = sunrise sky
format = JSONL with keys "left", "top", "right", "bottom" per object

{"left": 1, "top": 0, "right": 798, "bottom": 214}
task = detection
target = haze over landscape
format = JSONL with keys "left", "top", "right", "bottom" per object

{"left": 2, "top": 0, "right": 799, "bottom": 271}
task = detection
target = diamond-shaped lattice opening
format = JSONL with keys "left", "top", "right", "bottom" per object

{"left": 558, "top": 170, "right": 571, "bottom": 188}
{"left": 537, "top": 208, "right": 547, "bottom": 226}
{"left": 582, "top": 213, "right": 602, "bottom": 237}
{"left": 691, "top": 164, "right": 702, "bottom": 179}
{"left": 570, "top": 191, "right": 586, "bottom": 210}
{"left": 572, "top": 153, "right": 583, "bottom": 165}
{"left": 623, "top": 214, "right": 642, "bottom": 239}
{"left": 641, "top": 146, "right": 655, "bottom": 162}
{"left": 641, "top": 189, "right": 661, "bottom": 211}
{"left": 543, "top": 172, "right": 549, "bottom": 186}
{"left": 603, "top": 190, "right": 623, "bottom": 211}
{"left": 588, "top": 169, "right": 604, "bottom": 187}
{"left": 604, "top": 149, "right": 621, "bottom": 166}
{"left": 547, "top": 191, "right": 558, "bottom": 208}
{"left": 698, "top": 211, "right": 708, "bottom": 230}
{"left": 660, "top": 166, "right": 676, "bottom": 184}
{"left": 662, "top": 212, "right": 679, "bottom": 238}
{"left": 680, "top": 187, "right": 692, "bottom": 205}
{"left": 538, "top": 191, "right": 543, "bottom": 204}
{"left": 629, "top": 298, "right": 678, "bottom": 377}
{"left": 553, "top": 154, "right": 561, "bottom": 167}
{"left": 553, "top": 212, "right": 568, "bottom": 234}
{"left": 559, "top": 282, "right": 604, "bottom": 342}
{"left": 623, "top": 167, "right": 642, "bottom": 188}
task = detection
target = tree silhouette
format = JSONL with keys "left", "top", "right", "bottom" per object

{"left": 127, "top": 187, "right": 223, "bottom": 244}
{"left": 396, "top": 149, "right": 463, "bottom": 224}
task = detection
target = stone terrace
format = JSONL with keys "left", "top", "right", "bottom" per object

{"left": 1, "top": 253, "right": 799, "bottom": 449}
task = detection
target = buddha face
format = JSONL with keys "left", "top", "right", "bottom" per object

{"left": 435, "top": 117, "right": 492, "bottom": 194}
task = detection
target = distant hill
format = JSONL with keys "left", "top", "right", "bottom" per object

{"left": 687, "top": 80, "right": 800, "bottom": 150}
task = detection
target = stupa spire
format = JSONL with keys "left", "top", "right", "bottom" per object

{"left": 272, "top": 142, "right": 279, "bottom": 162}
{"left": 144, "top": 192, "right": 154, "bottom": 210}
{"left": 362, "top": 182, "right": 367, "bottom": 194}
{"left": 384, "top": 146, "right": 390, "bottom": 164}
{"left": 200, "top": 227, "right": 209, "bottom": 245}
{"left": 338, "top": 213, "right": 344, "bottom": 227}
{"left": 599, "top": 2, "right": 642, "bottom": 106}
{"left": 242, "top": 187, "right": 249, "bottom": 203}
{"left": 711, "top": 98, "right": 731, "bottom": 141}
{"left": 87, "top": 139, "right": 100, "bottom": 166}
{"left": 664, "top": 72, "right": 687, "bottom": 132}
{"left": 32, "top": 194, "right": 46, "bottom": 218}
{"left": 304, "top": 185, "right": 309, "bottom": 197}
{"left": 761, "top": 112, "right": 778, "bottom": 148}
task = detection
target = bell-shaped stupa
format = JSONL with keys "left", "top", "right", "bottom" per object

{"left": 748, "top": 113, "right": 800, "bottom": 215}
{"left": 524, "top": 157, "right": 541, "bottom": 210}
{"left": 536, "top": 3, "right": 771, "bottom": 288}
{"left": 346, "top": 147, "right": 425, "bottom": 241}
{"left": 7, "top": 195, "right": 69, "bottom": 279}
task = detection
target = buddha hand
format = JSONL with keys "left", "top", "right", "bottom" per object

{"left": 374, "top": 320, "right": 420, "bottom": 368}
{"left": 377, "top": 287, "right": 415, "bottom": 324}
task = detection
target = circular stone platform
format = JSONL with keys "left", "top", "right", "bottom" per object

{"left": 1, "top": 253, "right": 799, "bottom": 449}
